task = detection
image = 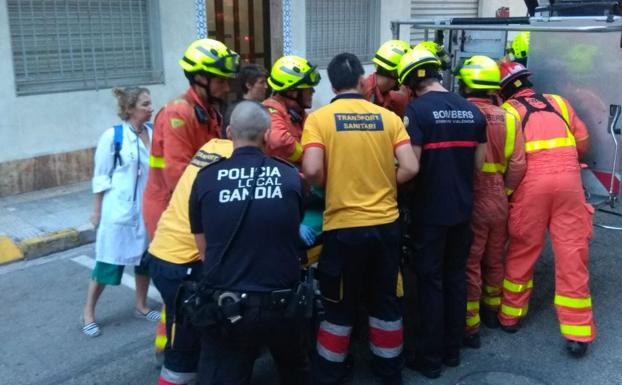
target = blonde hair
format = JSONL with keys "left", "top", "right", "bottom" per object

{"left": 112, "top": 87, "right": 150, "bottom": 121}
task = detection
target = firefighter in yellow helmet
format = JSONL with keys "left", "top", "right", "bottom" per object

{"left": 399, "top": 48, "right": 488, "bottom": 378}
{"left": 143, "top": 38, "right": 240, "bottom": 385}
{"left": 511, "top": 31, "right": 530, "bottom": 65}
{"left": 414, "top": 41, "right": 452, "bottom": 70}
{"left": 263, "top": 55, "right": 320, "bottom": 164}
{"left": 456, "top": 56, "right": 526, "bottom": 349}
{"left": 362, "top": 40, "right": 412, "bottom": 117}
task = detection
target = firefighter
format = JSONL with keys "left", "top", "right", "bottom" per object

{"left": 148, "top": 138, "right": 233, "bottom": 385}
{"left": 510, "top": 32, "right": 530, "bottom": 66}
{"left": 189, "top": 101, "right": 310, "bottom": 384}
{"left": 263, "top": 55, "right": 320, "bottom": 164}
{"left": 142, "top": 37, "right": 239, "bottom": 374}
{"left": 143, "top": 38, "right": 240, "bottom": 238}
{"left": 455, "top": 56, "right": 527, "bottom": 348}
{"left": 302, "top": 52, "right": 418, "bottom": 385}
{"left": 413, "top": 41, "right": 452, "bottom": 71}
{"left": 497, "top": 61, "right": 594, "bottom": 357}
{"left": 362, "top": 39, "right": 412, "bottom": 118}
{"left": 398, "top": 48, "right": 487, "bottom": 378}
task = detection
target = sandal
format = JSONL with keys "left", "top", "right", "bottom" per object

{"left": 135, "top": 309, "right": 161, "bottom": 322}
{"left": 82, "top": 321, "right": 101, "bottom": 337}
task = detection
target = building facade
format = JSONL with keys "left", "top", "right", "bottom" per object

{"left": 0, "top": 0, "right": 526, "bottom": 196}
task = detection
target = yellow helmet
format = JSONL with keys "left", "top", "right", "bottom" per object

{"left": 397, "top": 48, "right": 442, "bottom": 85}
{"left": 267, "top": 55, "right": 321, "bottom": 92}
{"left": 456, "top": 55, "right": 501, "bottom": 90}
{"left": 512, "top": 32, "right": 530, "bottom": 59}
{"left": 372, "top": 40, "right": 411, "bottom": 72}
{"left": 414, "top": 41, "right": 451, "bottom": 69}
{"left": 179, "top": 39, "right": 240, "bottom": 78}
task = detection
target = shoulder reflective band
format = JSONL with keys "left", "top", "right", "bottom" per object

{"left": 149, "top": 155, "right": 166, "bottom": 169}
{"left": 546, "top": 94, "right": 570, "bottom": 126}
{"left": 503, "top": 98, "right": 576, "bottom": 153}
{"left": 482, "top": 112, "right": 518, "bottom": 173}
{"left": 501, "top": 304, "right": 529, "bottom": 317}
{"left": 288, "top": 142, "right": 303, "bottom": 162}
{"left": 554, "top": 294, "right": 592, "bottom": 309}
{"left": 503, "top": 278, "right": 533, "bottom": 293}
{"left": 560, "top": 324, "right": 592, "bottom": 337}
{"left": 466, "top": 313, "right": 481, "bottom": 327}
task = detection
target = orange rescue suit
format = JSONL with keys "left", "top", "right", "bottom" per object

{"left": 464, "top": 97, "right": 526, "bottom": 335}
{"left": 499, "top": 88, "right": 595, "bottom": 343}
{"left": 143, "top": 87, "right": 222, "bottom": 238}
{"left": 263, "top": 95, "right": 306, "bottom": 163}
{"left": 362, "top": 73, "right": 411, "bottom": 118}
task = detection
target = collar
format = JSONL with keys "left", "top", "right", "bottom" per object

{"left": 511, "top": 87, "right": 536, "bottom": 99}
{"left": 272, "top": 94, "right": 304, "bottom": 115}
{"left": 232, "top": 146, "right": 264, "bottom": 156}
{"left": 331, "top": 92, "right": 366, "bottom": 103}
{"left": 185, "top": 86, "right": 210, "bottom": 112}
{"left": 467, "top": 96, "right": 495, "bottom": 105}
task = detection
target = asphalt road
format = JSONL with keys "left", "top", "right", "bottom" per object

{"left": 1, "top": 209, "right": 622, "bottom": 385}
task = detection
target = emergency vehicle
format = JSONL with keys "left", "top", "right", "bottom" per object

{"left": 391, "top": 0, "right": 622, "bottom": 230}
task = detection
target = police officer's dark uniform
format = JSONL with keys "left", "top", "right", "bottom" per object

{"left": 189, "top": 146, "right": 310, "bottom": 385}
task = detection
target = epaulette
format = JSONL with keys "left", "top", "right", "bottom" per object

{"left": 195, "top": 156, "right": 227, "bottom": 175}
{"left": 270, "top": 156, "right": 297, "bottom": 169}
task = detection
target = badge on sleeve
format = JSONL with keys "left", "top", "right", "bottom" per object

{"left": 403, "top": 115, "right": 409, "bottom": 128}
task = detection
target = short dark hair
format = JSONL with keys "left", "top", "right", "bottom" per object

{"left": 403, "top": 64, "right": 441, "bottom": 93}
{"left": 327, "top": 53, "right": 364, "bottom": 92}
{"left": 239, "top": 64, "right": 267, "bottom": 94}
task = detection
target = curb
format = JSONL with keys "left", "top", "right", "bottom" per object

{"left": 0, "top": 225, "right": 95, "bottom": 265}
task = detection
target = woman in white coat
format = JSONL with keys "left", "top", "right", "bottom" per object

{"left": 82, "top": 87, "right": 159, "bottom": 337}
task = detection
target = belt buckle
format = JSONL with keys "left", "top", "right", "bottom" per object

{"left": 217, "top": 291, "right": 244, "bottom": 324}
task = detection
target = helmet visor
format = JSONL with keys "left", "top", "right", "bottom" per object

{"left": 212, "top": 53, "right": 241, "bottom": 75}
{"left": 288, "top": 65, "right": 321, "bottom": 89}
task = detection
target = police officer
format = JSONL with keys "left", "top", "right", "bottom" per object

{"left": 189, "top": 101, "right": 310, "bottom": 385}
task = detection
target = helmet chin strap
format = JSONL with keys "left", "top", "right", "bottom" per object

{"left": 192, "top": 75, "right": 225, "bottom": 104}
{"left": 281, "top": 89, "right": 306, "bottom": 110}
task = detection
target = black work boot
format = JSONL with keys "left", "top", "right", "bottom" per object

{"left": 481, "top": 308, "right": 500, "bottom": 329}
{"left": 462, "top": 333, "right": 481, "bottom": 349}
{"left": 500, "top": 321, "right": 520, "bottom": 334}
{"left": 406, "top": 357, "right": 441, "bottom": 379}
{"left": 566, "top": 340, "right": 589, "bottom": 358}
{"left": 442, "top": 349, "right": 460, "bottom": 367}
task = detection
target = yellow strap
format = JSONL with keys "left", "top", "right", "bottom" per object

{"left": 149, "top": 155, "right": 166, "bottom": 169}
{"left": 546, "top": 94, "right": 570, "bottom": 124}
{"left": 482, "top": 296, "right": 501, "bottom": 307}
{"left": 504, "top": 112, "right": 517, "bottom": 165}
{"left": 466, "top": 314, "right": 481, "bottom": 327}
{"left": 501, "top": 304, "right": 528, "bottom": 317}
{"left": 554, "top": 294, "right": 592, "bottom": 309}
{"left": 501, "top": 103, "right": 521, "bottom": 122}
{"left": 560, "top": 324, "right": 592, "bottom": 337}
{"left": 288, "top": 142, "right": 303, "bottom": 162}
{"left": 467, "top": 301, "right": 480, "bottom": 311}
{"left": 503, "top": 278, "right": 533, "bottom": 293}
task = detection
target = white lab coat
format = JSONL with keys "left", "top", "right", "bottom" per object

{"left": 92, "top": 122, "right": 152, "bottom": 266}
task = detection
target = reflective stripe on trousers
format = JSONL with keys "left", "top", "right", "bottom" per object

{"left": 368, "top": 317, "right": 403, "bottom": 359}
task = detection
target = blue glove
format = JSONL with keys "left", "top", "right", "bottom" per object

{"left": 299, "top": 224, "right": 317, "bottom": 247}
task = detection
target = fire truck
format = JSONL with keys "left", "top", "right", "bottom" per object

{"left": 391, "top": 0, "right": 622, "bottom": 229}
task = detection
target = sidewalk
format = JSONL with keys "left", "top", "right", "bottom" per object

{"left": 0, "top": 182, "right": 94, "bottom": 264}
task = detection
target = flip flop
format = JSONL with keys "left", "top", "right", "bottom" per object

{"left": 135, "top": 309, "right": 161, "bottom": 322}
{"left": 82, "top": 322, "right": 101, "bottom": 337}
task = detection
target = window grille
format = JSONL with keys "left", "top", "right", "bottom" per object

{"left": 7, "top": 0, "right": 164, "bottom": 96}
{"left": 305, "top": 0, "right": 380, "bottom": 67}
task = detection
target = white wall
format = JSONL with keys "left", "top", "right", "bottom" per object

{"left": 286, "top": 0, "right": 410, "bottom": 110}
{"left": 0, "top": 0, "right": 197, "bottom": 163}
